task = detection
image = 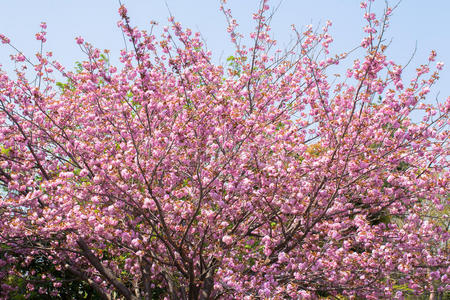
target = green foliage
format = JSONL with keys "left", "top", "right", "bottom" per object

{"left": 226, "top": 55, "right": 244, "bottom": 76}
{"left": 3, "top": 253, "right": 102, "bottom": 299}
{"left": 0, "top": 145, "right": 11, "bottom": 156}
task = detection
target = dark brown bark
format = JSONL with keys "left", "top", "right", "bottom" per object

{"left": 65, "top": 264, "right": 111, "bottom": 300}
{"left": 77, "top": 238, "right": 137, "bottom": 300}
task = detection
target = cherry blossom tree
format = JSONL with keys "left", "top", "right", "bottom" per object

{"left": 0, "top": 1, "right": 448, "bottom": 299}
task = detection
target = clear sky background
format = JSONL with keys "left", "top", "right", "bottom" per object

{"left": 0, "top": 0, "right": 449, "bottom": 102}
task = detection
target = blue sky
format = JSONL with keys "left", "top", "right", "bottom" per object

{"left": 0, "top": 0, "right": 449, "bottom": 101}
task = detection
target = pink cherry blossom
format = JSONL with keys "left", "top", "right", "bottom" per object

{"left": 0, "top": 1, "right": 448, "bottom": 299}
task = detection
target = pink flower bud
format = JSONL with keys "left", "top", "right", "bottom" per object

{"left": 76, "top": 36, "right": 84, "bottom": 45}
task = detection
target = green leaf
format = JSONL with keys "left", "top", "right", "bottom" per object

{"left": 0, "top": 145, "right": 11, "bottom": 156}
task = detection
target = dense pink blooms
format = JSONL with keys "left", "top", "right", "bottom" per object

{"left": 0, "top": 1, "right": 448, "bottom": 299}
